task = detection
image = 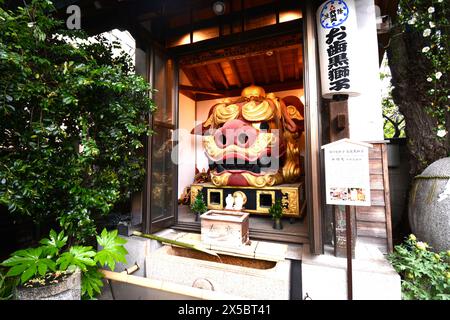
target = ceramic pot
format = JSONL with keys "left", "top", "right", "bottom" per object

{"left": 273, "top": 218, "right": 283, "bottom": 230}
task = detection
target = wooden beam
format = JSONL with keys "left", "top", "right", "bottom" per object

{"left": 276, "top": 50, "right": 285, "bottom": 82}
{"left": 243, "top": 58, "right": 255, "bottom": 85}
{"left": 259, "top": 55, "right": 270, "bottom": 84}
{"left": 179, "top": 85, "right": 225, "bottom": 97}
{"left": 165, "top": 0, "right": 301, "bottom": 38}
{"left": 174, "top": 25, "right": 302, "bottom": 66}
{"left": 179, "top": 90, "right": 196, "bottom": 100}
{"left": 202, "top": 65, "right": 216, "bottom": 89}
{"left": 182, "top": 67, "right": 200, "bottom": 88}
{"left": 192, "top": 67, "right": 214, "bottom": 90}
{"left": 191, "top": 79, "right": 303, "bottom": 101}
{"left": 329, "top": 101, "right": 350, "bottom": 143}
{"left": 214, "top": 63, "right": 230, "bottom": 89}
{"left": 180, "top": 43, "right": 301, "bottom": 68}
{"left": 229, "top": 60, "right": 242, "bottom": 88}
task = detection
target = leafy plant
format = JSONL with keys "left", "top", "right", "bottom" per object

{"left": 0, "top": 0, "right": 155, "bottom": 243}
{"left": 0, "top": 269, "right": 14, "bottom": 300}
{"left": 95, "top": 228, "right": 127, "bottom": 271}
{"left": 2, "top": 247, "right": 56, "bottom": 284}
{"left": 388, "top": 234, "right": 450, "bottom": 300}
{"left": 1, "top": 228, "right": 128, "bottom": 299}
{"left": 190, "top": 192, "right": 207, "bottom": 215}
{"left": 268, "top": 199, "right": 283, "bottom": 221}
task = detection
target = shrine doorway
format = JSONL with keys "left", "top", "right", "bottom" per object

{"left": 173, "top": 27, "right": 308, "bottom": 244}
{"left": 141, "top": 0, "right": 323, "bottom": 251}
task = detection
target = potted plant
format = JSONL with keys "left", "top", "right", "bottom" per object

{"left": 190, "top": 192, "right": 208, "bottom": 221}
{"left": 269, "top": 199, "right": 284, "bottom": 230}
{"left": 1, "top": 228, "right": 127, "bottom": 300}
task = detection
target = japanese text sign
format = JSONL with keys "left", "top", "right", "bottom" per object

{"left": 317, "top": 0, "right": 361, "bottom": 98}
{"left": 322, "top": 139, "right": 372, "bottom": 206}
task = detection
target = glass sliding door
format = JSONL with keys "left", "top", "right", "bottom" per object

{"left": 145, "top": 46, "right": 178, "bottom": 233}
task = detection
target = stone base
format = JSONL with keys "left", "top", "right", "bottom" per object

{"left": 99, "top": 229, "right": 400, "bottom": 300}
{"left": 301, "top": 243, "right": 401, "bottom": 300}
{"left": 16, "top": 269, "right": 81, "bottom": 300}
{"left": 146, "top": 245, "right": 291, "bottom": 300}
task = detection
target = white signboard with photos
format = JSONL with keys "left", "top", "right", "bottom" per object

{"left": 322, "top": 139, "right": 372, "bottom": 206}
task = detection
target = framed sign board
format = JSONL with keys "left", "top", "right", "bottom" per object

{"left": 322, "top": 139, "right": 373, "bottom": 206}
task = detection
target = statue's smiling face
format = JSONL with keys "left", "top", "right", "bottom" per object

{"left": 196, "top": 86, "right": 304, "bottom": 188}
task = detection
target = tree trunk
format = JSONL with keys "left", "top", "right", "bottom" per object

{"left": 387, "top": 28, "right": 450, "bottom": 177}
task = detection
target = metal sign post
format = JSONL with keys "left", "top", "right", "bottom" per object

{"left": 321, "top": 139, "right": 373, "bottom": 301}
{"left": 345, "top": 205, "right": 353, "bottom": 300}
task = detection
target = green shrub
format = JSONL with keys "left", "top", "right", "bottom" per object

{"left": 1, "top": 228, "right": 128, "bottom": 299}
{"left": 190, "top": 192, "right": 207, "bottom": 215}
{"left": 0, "top": 0, "right": 155, "bottom": 243}
{"left": 268, "top": 199, "right": 283, "bottom": 220}
{"left": 388, "top": 234, "right": 450, "bottom": 300}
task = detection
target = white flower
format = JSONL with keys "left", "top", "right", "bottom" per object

{"left": 423, "top": 29, "right": 431, "bottom": 37}
{"left": 428, "top": 7, "right": 435, "bottom": 14}
{"left": 416, "top": 241, "right": 428, "bottom": 251}
{"left": 427, "top": 77, "right": 433, "bottom": 82}
{"left": 437, "top": 129, "right": 447, "bottom": 138}
{"left": 429, "top": 21, "right": 436, "bottom": 28}
{"left": 435, "top": 72, "right": 443, "bottom": 80}
{"left": 422, "top": 46, "right": 430, "bottom": 53}
{"left": 408, "top": 17, "right": 416, "bottom": 25}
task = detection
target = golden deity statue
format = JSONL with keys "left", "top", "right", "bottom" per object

{"left": 193, "top": 85, "right": 305, "bottom": 188}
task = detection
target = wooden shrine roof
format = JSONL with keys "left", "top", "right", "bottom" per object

{"left": 3, "top": 0, "right": 398, "bottom": 92}
{"left": 178, "top": 33, "right": 303, "bottom": 100}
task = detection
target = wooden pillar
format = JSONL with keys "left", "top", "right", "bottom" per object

{"left": 304, "top": 1, "right": 324, "bottom": 255}
{"left": 329, "top": 99, "right": 356, "bottom": 258}
{"left": 329, "top": 100, "right": 349, "bottom": 141}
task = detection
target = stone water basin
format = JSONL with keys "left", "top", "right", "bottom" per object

{"left": 146, "top": 245, "right": 291, "bottom": 300}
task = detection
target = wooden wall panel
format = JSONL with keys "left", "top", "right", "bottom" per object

{"left": 356, "top": 206, "right": 387, "bottom": 223}
{"left": 357, "top": 222, "right": 388, "bottom": 238}
{"left": 370, "top": 175, "right": 385, "bottom": 190}
{"left": 369, "top": 159, "right": 383, "bottom": 174}
{"left": 355, "top": 142, "right": 393, "bottom": 254}
{"left": 370, "top": 190, "right": 386, "bottom": 206}
{"left": 368, "top": 144, "right": 382, "bottom": 159}
{"left": 381, "top": 143, "right": 393, "bottom": 253}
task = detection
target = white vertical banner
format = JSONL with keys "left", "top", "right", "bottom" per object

{"left": 316, "top": 0, "right": 361, "bottom": 99}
